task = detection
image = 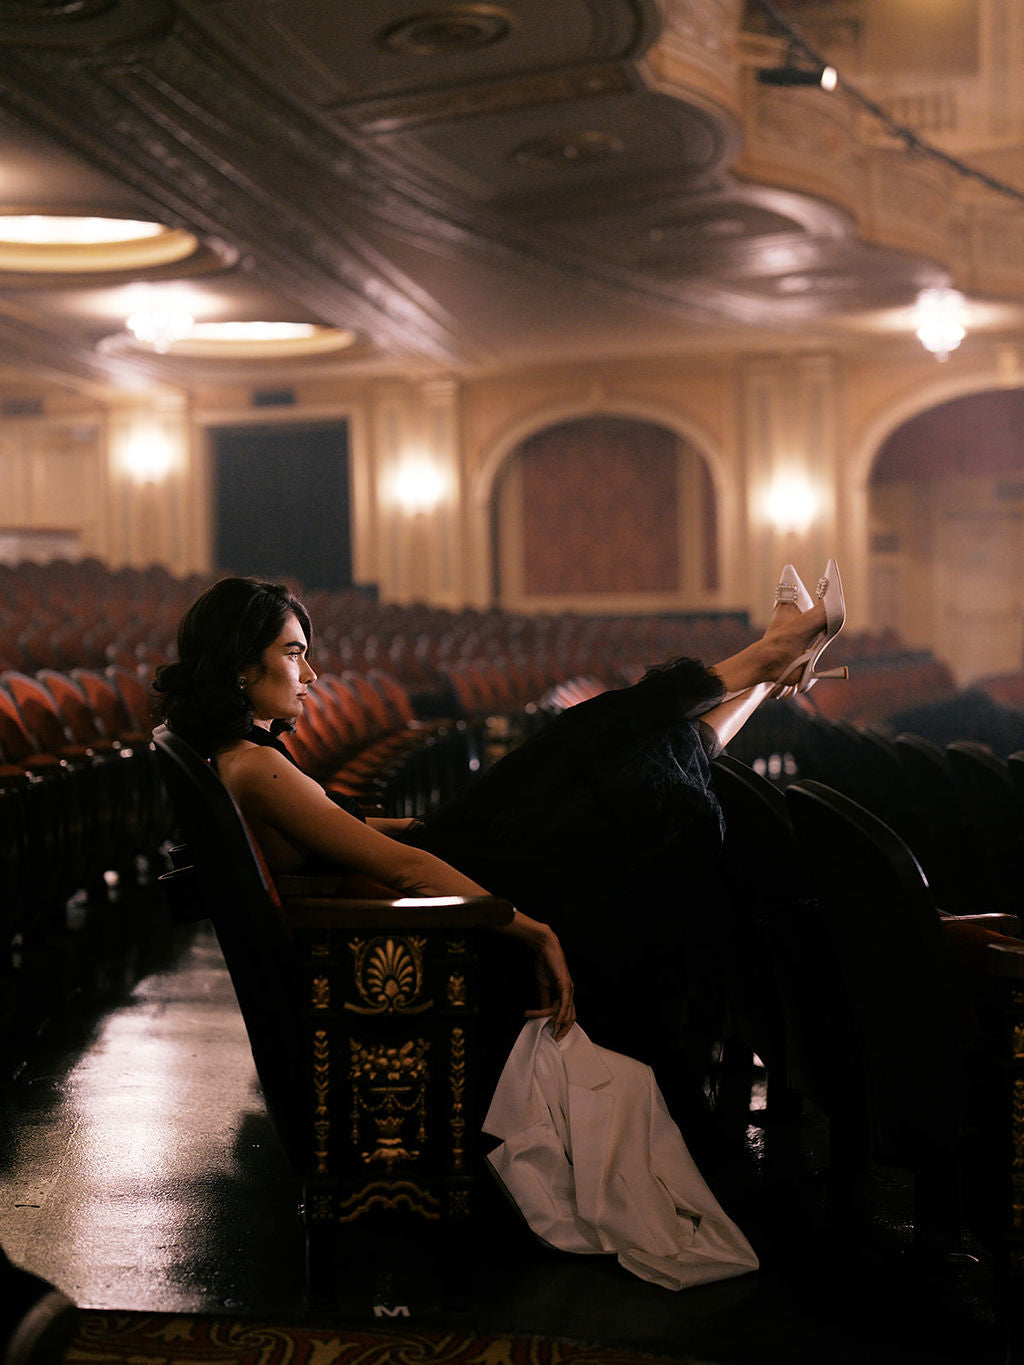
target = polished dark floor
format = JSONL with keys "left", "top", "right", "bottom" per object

{"left": 0, "top": 909, "right": 1005, "bottom": 1365}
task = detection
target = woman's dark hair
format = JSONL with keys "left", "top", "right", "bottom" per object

{"left": 154, "top": 576, "right": 311, "bottom": 756}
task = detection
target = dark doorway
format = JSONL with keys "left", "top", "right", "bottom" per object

{"left": 211, "top": 421, "right": 351, "bottom": 590}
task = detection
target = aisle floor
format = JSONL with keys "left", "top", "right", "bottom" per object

{"left": 0, "top": 921, "right": 1004, "bottom": 1365}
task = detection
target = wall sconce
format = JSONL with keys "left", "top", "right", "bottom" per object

{"left": 765, "top": 474, "right": 819, "bottom": 535}
{"left": 122, "top": 429, "right": 175, "bottom": 484}
{"left": 394, "top": 459, "right": 446, "bottom": 514}
{"left": 914, "top": 287, "right": 967, "bottom": 362}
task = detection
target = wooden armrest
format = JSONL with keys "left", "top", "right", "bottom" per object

{"left": 282, "top": 891, "right": 515, "bottom": 931}
{"left": 947, "top": 912, "right": 1021, "bottom": 937}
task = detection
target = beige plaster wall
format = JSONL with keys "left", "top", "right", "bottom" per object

{"left": 7, "top": 335, "right": 1024, "bottom": 688}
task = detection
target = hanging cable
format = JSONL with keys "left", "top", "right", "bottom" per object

{"left": 747, "top": 0, "right": 1024, "bottom": 210}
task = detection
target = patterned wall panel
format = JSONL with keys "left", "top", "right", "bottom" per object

{"left": 518, "top": 416, "right": 682, "bottom": 595}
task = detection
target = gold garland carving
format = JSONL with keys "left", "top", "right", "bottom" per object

{"left": 313, "top": 1028, "right": 330, "bottom": 1175}
{"left": 311, "top": 974, "right": 330, "bottom": 1010}
{"left": 349, "top": 1037, "right": 429, "bottom": 1165}
{"left": 450, "top": 1025, "right": 466, "bottom": 1171}
{"left": 1012, "top": 1078, "right": 1024, "bottom": 1231}
{"left": 345, "top": 935, "right": 431, "bottom": 1015}
{"left": 336, "top": 1179, "right": 441, "bottom": 1223}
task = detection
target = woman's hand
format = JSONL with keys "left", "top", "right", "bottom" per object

{"left": 523, "top": 923, "right": 576, "bottom": 1041}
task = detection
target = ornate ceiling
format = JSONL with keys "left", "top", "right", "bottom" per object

{"left": 0, "top": 0, "right": 1017, "bottom": 390}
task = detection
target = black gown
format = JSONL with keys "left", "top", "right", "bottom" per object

{"left": 406, "top": 657, "right": 730, "bottom": 1100}
{"left": 251, "top": 659, "right": 730, "bottom": 1114}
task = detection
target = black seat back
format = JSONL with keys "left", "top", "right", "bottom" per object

{"left": 152, "top": 726, "right": 307, "bottom": 1170}
{"left": 711, "top": 755, "right": 836, "bottom": 1112}
{"left": 786, "top": 778, "right": 958, "bottom": 1163}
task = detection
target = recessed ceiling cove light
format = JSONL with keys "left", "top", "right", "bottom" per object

{"left": 0, "top": 216, "right": 163, "bottom": 244}
{"left": 186, "top": 322, "right": 318, "bottom": 341}
{"left": 0, "top": 214, "right": 198, "bottom": 272}
{"left": 128, "top": 322, "right": 358, "bottom": 359}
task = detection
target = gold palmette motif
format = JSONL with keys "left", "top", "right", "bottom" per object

{"left": 311, "top": 975, "right": 330, "bottom": 1010}
{"left": 349, "top": 1037, "right": 430, "bottom": 1165}
{"left": 446, "top": 972, "right": 467, "bottom": 1008}
{"left": 345, "top": 936, "right": 431, "bottom": 1015}
{"left": 313, "top": 1028, "right": 330, "bottom": 1175}
{"left": 450, "top": 1025, "right": 466, "bottom": 1171}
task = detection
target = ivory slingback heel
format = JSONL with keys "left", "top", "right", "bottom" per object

{"left": 770, "top": 557, "right": 848, "bottom": 698}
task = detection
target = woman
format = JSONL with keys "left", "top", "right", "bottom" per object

{"left": 154, "top": 567, "right": 842, "bottom": 1061}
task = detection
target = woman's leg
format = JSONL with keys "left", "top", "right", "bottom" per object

{"left": 700, "top": 682, "right": 773, "bottom": 753}
{"left": 701, "top": 598, "right": 827, "bottom": 751}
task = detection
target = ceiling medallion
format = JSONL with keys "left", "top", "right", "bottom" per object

{"left": 378, "top": 5, "right": 512, "bottom": 55}
{"left": 510, "top": 131, "right": 624, "bottom": 169}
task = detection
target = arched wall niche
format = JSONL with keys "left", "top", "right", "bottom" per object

{"left": 859, "top": 380, "right": 1024, "bottom": 687}
{"left": 474, "top": 405, "right": 729, "bottom": 614}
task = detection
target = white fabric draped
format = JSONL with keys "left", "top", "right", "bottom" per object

{"left": 483, "top": 1018, "right": 759, "bottom": 1291}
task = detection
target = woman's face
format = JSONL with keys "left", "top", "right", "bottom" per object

{"left": 242, "top": 611, "right": 317, "bottom": 727}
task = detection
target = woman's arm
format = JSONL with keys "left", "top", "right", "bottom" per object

{"left": 228, "top": 745, "right": 483, "bottom": 896}
{"left": 229, "top": 746, "right": 576, "bottom": 1036}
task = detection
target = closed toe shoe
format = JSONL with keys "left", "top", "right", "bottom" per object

{"left": 774, "top": 563, "right": 814, "bottom": 613}
{"left": 721, "top": 565, "right": 815, "bottom": 704}
{"left": 771, "top": 557, "right": 849, "bottom": 697}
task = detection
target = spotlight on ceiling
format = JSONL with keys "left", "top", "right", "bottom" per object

{"left": 757, "top": 61, "right": 837, "bottom": 91}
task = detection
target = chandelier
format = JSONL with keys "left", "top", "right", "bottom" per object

{"left": 913, "top": 288, "right": 967, "bottom": 362}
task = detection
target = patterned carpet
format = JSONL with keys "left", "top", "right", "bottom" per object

{"left": 65, "top": 1313, "right": 707, "bottom": 1365}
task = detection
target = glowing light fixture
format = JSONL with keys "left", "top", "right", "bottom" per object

{"left": 757, "top": 49, "right": 837, "bottom": 90}
{"left": 122, "top": 430, "right": 175, "bottom": 484}
{"left": 394, "top": 459, "right": 446, "bottom": 514}
{"left": 765, "top": 474, "right": 819, "bottom": 535}
{"left": 0, "top": 215, "right": 163, "bottom": 244}
{"left": 914, "top": 287, "right": 967, "bottom": 362}
{"left": 185, "top": 322, "right": 318, "bottom": 342}
{"left": 0, "top": 215, "right": 199, "bottom": 273}
{"left": 125, "top": 290, "right": 194, "bottom": 353}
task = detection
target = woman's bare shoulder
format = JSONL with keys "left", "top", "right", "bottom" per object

{"left": 216, "top": 740, "right": 299, "bottom": 789}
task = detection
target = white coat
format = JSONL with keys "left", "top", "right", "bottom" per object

{"left": 483, "top": 1018, "right": 760, "bottom": 1290}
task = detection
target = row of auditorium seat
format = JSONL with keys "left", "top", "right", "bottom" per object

{"left": 0, "top": 558, "right": 961, "bottom": 724}
{"left": 711, "top": 747, "right": 1024, "bottom": 1345}
{"left": 751, "top": 711, "right": 1024, "bottom": 921}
